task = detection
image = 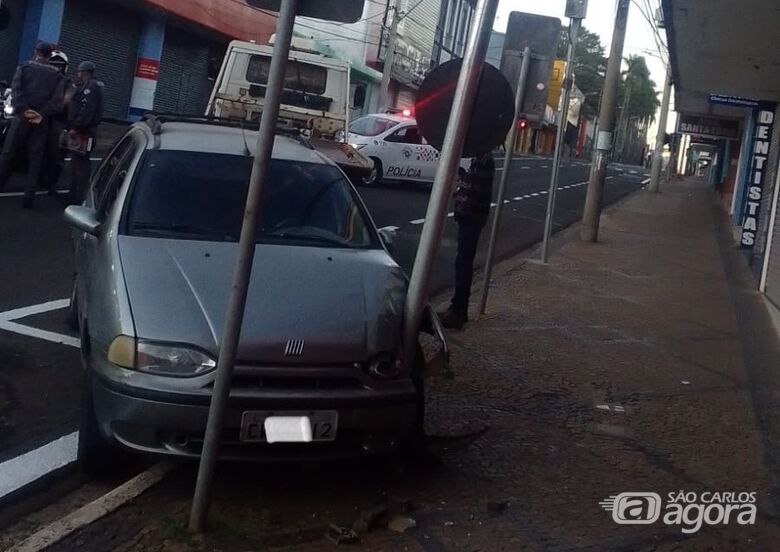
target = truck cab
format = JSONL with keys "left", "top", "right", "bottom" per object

{"left": 207, "top": 39, "right": 356, "bottom": 139}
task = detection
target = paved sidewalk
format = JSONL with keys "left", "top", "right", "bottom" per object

{"left": 12, "top": 177, "right": 780, "bottom": 551}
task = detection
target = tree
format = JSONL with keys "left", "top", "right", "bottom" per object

{"left": 557, "top": 26, "right": 606, "bottom": 119}
{"left": 615, "top": 55, "right": 660, "bottom": 163}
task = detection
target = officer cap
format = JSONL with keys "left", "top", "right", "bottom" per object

{"left": 35, "top": 42, "right": 54, "bottom": 57}
{"left": 78, "top": 61, "right": 97, "bottom": 73}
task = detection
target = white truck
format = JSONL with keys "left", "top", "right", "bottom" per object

{"left": 206, "top": 39, "right": 372, "bottom": 180}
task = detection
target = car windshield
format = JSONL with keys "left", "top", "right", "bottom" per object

{"left": 349, "top": 116, "right": 400, "bottom": 137}
{"left": 124, "top": 150, "right": 377, "bottom": 249}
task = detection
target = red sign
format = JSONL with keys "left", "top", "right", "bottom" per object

{"left": 136, "top": 58, "right": 160, "bottom": 81}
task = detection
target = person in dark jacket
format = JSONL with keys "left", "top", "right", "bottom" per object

{"left": 439, "top": 152, "right": 495, "bottom": 329}
{"left": 40, "top": 50, "right": 72, "bottom": 196}
{"left": 0, "top": 42, "right": 65, "bottom": 208}
{"left": 67, "top": 60, "right": 103, "bottom": 204}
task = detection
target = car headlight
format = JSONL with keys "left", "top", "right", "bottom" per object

{"left": 108, "top": 336, "right": 216, "bottom": 377}
{"left": 367, "top": 352, "right": 402, "bottom": 380}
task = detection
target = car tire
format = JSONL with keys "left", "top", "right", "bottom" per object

{"left": 78, "top": 367, "right": 121, "bottom": 478}
{"left": 67, "top": 277, "right": 79, "bottom": 331}
{"left": 363, "top": 157, "right": 383, "bottom": 186}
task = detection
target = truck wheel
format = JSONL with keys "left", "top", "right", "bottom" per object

{"left": 78, "top": 369, "right": 120, "bottom": 478}
{"left": 363, "top": 157, "right": 383, "bottom": 186}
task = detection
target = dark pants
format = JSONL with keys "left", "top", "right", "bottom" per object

{"left": 0, "top": 116, "right": 49, "bottom": 202}
{"left": 41, "top": 119, "right": 65, "bottom": 192}
{"left": 69, "top": 152, "right": 91, "bottom": 204}
{"left": 451, "top": 217, "right": 486, "bottom": 315}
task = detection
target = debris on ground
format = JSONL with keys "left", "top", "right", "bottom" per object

{"left": 387, "top": 515, "right": 417, "bottom": 533}
{"left": 325, "top": 524, "right": 359, "bottom": 545}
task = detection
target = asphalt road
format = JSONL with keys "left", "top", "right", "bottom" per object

{"left": 0, "top": 156, "right": 648, "bottom": 471}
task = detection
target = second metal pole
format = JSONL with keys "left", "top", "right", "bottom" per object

{"left": 541, "top": 18, "right": 581, "bottom": 263}
{"left": 648, "top": 64, "right": 672, "bottom": 193}
{"left": 478, "top": 46, "right": 531, "bottom": 315}
{"left": 189, "top": 0, "right": 299, "bottom": 533}
{"left": 402, "top": 0, "right": 499, "bottom": 367}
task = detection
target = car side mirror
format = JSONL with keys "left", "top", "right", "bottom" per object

{"left": 64, "top": 205, "right": 101, "bottom": 236}
{"left": 378, "top": 226, "right": 398, "bottom": 253}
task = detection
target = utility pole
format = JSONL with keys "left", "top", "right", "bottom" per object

{"left": 580, "top": 0, "right": 630, "bottom": 243}
{"left": 189, "top": 0, "right": 299, "bottom": 533}
{"left": 541, "top": 14, "right": 584, "bottom": 263}
{"left": 378, "top": 3, "right": 400, "bottom": 111}
{"left": 648, "top": 63, "right": 672, "bottom": 192}
{"left": 615, "top": 76, "right": 632, "bottom": 162}
{"left": 478, "top": 46, "right": 531, "bottom": 314}
{"left": 402, "top": 0, "right": 499, "bottom": 368}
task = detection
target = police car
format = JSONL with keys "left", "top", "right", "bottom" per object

{"left": 348, "top": 112, "right": 443, "bottom": 186}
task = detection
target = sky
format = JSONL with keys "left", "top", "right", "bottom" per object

{"left": 494, "top": 0, "right": 677, "bottom": 137}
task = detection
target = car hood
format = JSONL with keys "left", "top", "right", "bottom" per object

{"left": 117, "top": 236, "right": 407, "bottom": 365}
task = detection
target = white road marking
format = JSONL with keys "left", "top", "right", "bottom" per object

{"left": 447, "top": 212, "right": 454, "bottom": 218}
{"left": 641, "top": 177, "right": 651, "bottom": 185}
{"left": 0, "top": 299, "right": 71, "bottom": 321}
{"left": 0, "top": 190, "right": 69, "bottom": 199}
{"left": 0, "top": 321, "right": 80, "bottom": 348}
{"left": 0, "top": 298, "right": 79, "bottom": 348}
{"left": 410, "top": 218, "right": 426, "bottom": 225}
{"left": 0, "top": 432, "right": 78, "bottom": 501}
{"left": 513, "top": 196, "right": 523, "bottom": 201}
{"left": 530, "top": 193, "right": 540, "bottom": 197}
{"left": 490, "top": 202, "right": 497, "bottom": 207}
{"left": 8, "top": 462, "right": 174, "bottom": 552}
{"left": 521, "top": 166, "right": 531, "bottom": 170}
{"left": 503, "top": 200, "right": 510, "bottom": 204}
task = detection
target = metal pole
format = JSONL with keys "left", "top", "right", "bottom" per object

{"left": 378, "top": 5, "right": 399, "bottom": 111}
{"left": 648, "top": 63, "right": 672, "bottom": 193}
{"left": 477, "top": 46, "right": 531, "bottom": 315}
{"left": 580, "top": 0, "right": 630, "bottom": 242}
{"left": 401, "top": 0, "right": 499, "bottom": 367}
{"left": 188, "top": 0, "right": 299, "bottom": 533}
{"left": 541, "top": 18, "right": 581, "bottom": 263}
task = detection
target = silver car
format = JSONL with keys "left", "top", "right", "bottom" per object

{"left": 65, "top": 116, "right": 448, "bottom": 473}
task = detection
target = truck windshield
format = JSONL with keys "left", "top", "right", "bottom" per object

{"left": 125, "top": 151, "right": 377, "bottom": 249}
{"left": 349, "top": 116, "right": 400, "bottom": 137}
{"left": 247, "top": 55, "right": 327, "bottom": 95}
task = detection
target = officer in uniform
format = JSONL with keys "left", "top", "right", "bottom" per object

{"left": 0, "top": 42, "right": 65, "bottom": 208}
{"left": 67, "top": 61, "right": 103, "bottom": 204}
{"left": 41, "top": 50, "right": 72, "bottom": 195}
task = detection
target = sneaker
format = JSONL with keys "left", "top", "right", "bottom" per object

{"left": 438, "top": 308, "right": 468, "bottom": 330}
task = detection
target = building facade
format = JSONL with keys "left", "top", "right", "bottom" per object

{"left": 661, "top": 1, "right": 780, "bottom": 310}
{"left": 0, "top": 0, "right": 387, "bottom": 121}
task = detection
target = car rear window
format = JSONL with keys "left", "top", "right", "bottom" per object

{"left": 247, "top": 55, "right": 328, "bottom": 95}
{"left": 124, "top": 151, "right": 377, "bottom": 249}
{"left": 349, "top": 116, "right": 400, "bottom": 137}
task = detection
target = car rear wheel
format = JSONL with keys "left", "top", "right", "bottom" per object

{"left": 363, "top": 157, "right": 382, "bottom": 186}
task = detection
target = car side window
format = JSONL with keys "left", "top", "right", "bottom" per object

{"left": 91, "top": 137, "right": 135, "bottom": 207}
{"left": 96, "top": 137, "right": 139, "bottom": 219}
{"left": 386, "top": 126, "right": 423, "bottom": 145}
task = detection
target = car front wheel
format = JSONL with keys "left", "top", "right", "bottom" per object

{"left": 78, "top": 368, "right": 122, "bottom": 477}
{"left": 66, "top": 276, "right": 79, "bottom": 331}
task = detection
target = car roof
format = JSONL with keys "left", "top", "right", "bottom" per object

{"left": 134, "top": 121, "right": 334, "bottom": 165}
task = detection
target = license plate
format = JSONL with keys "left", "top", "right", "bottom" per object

{"left": 239, "top": 410, "right": 338, "bottom": 443}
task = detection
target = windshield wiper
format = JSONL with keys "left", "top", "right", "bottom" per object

{"left": 267, "top": 230, "right": 350, "bottom": 247}
{"left": 133, "top": 222, "right": 234, "bottom": 239}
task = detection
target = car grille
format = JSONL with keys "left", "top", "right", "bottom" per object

{"left": 229, "top": 374, "right": 365, "bottom": 391}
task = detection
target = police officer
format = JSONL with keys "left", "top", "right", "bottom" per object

{"left": 0, "top": 42, "right": 65, "bottom": 208}
{"left": 40, "top": 50, "right": 71, "bottom": 195}
{"left": 67, "top": 61, "right": 103, "bottom": 204}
